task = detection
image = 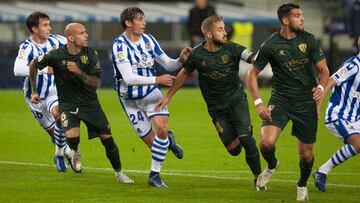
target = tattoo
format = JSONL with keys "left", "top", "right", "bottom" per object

{"left": 78, "top": 71, "right": 101, "bottom": 89}
{"left": 29, "top": 60, "right": 38, "bottom": 92}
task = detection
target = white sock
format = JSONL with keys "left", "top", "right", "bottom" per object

{"left": 54, "top": 123, "right": 67, "bottom": 156}
{"left": 150, "top": 136, "right": 169, "bottom": 172}
{"left": 318, "top": 144, "right": 357, "bottom": 174}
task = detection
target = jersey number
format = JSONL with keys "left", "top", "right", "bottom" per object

{"left": 129, "top": 111, "right": 145, "bottom": 125}
{"left": 31, "top": 111, "right": 43, "bottom": 119}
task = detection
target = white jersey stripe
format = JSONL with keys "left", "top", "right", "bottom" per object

{"left": 326, "top": 56, "right": 360, "bottom": 123}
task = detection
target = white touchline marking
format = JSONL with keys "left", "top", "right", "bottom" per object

{"left": 1, "top": 160, "right": 359, "bottom": 188}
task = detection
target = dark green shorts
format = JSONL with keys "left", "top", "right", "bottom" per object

{"left": 209, "top": 99, "right": 252, "bottom": 147}
{"left": 262, "top": 99, "right": 317, "bottom": 144}
{"left": 60, "top": 103, "right": 111, "bottom": 139}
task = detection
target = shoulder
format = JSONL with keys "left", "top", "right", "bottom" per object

{"left": 298, "top": 31, "right": 317, "bottom": 41}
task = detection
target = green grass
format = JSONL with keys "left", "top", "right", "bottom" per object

{"left": 0, "top": 88, "right": 359, "bottom": 202}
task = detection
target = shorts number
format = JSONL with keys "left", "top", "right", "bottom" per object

{"left": 31, "top": 111, "right": 43, "bottom": 119}
{"left": 129, "top": 111, "right": 145, "bottom": 125}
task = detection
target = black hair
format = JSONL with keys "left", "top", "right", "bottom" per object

{"left": 277, "top": 3, "right": 300, "bottom": 23}
{"left": 26, "top": 12, "right": 50, "bottom": 33}
{"left": 120, "top": 7, "right": 144, "bottom": 29}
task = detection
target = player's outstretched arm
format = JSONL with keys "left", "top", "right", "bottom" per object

{"left": 154, "top": 68, "right": 190, "bottom": 112}
{"left": 246, "top": 65, "right": 272, "bottom": 122}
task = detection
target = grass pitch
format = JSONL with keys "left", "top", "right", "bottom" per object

{"left": 0, "top": 88, "right": 359, "bottom": 202}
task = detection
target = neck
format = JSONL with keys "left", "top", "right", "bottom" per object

{"left": 203, "top": 41, "right": 222, "bottom": 52}
{"left": 31, "top": 34, "right": 46, "bottom": 44}
{"left": 279, "top": 26, "right": 297, "bottom": 40}
{"left": 124, "top": 29, "right": 141, "bottom": 43}
{"left": 67, "top": 43, "right": 82, "bottom": 55}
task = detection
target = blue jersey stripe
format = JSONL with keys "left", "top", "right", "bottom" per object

{"left": 147, "top": 34, "right": 163, "bottom": 56}
{"left": 37, "top": 75, "right": 44, "bottom": 96}
{"left": 137, "top": 68, "right": 143, "bottom": 97}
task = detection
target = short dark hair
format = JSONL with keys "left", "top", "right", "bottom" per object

{"left": 26, "top": 12, "right": 50, "bottom": 33}
{"left": 277, "top": 3, "right": 300, "bottom": 22}
{"left": 201, "top": 15, "right": 223, "bottom": 34}
{"left": 120, "top": 7, "right": 144, "bottom": 29}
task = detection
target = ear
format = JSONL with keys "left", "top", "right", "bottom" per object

{"left": 31, "top": 26, "right": 38, "bottom": 34}
{"left": 282, "top": 17, "right": 289, "bottom": 25}
{"left": 125, "top": 20, "right": 132, "bottom": 27}
{"left": 205, "top": 31, "right": 212, "bottom": 39}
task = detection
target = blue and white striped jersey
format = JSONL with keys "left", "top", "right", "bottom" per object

{"left": 112, "top": 33, "right": 164, "bottom": 99}
{"left": 325, "top": 55, "right": 360, "bottom": 123}
{"left": 14, "top": 34, "right": 66, "bottom": 99}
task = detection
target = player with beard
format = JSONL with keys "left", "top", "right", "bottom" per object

{"left": 246, "top": 3, "right": 329, "bottom": 201}
{"left": 155, "top": 15, "right": 264, "bottom": 191}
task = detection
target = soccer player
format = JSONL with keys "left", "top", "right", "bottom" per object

{"left": 29, "top": 23, "right": 133, "bottom": 183}
{"left": 313, "top": 36, "right": 360, "bottom": 192}
{"left": 13, "top": 12, "right": 73, "bottom": 172}
{"left": 155, "top": 15, "right": 264, "bottom": 191}
{"left": 111, "top": 7, "right": 191, "bottom": 188}
{"left": 246, "top": 3, "right": 329, "bottom": 201}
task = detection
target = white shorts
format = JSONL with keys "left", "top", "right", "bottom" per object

{"left": 119, "top": 88, "right": 169, "bottom": 138}
{"left": 25, "top": 93, "right": 58, "bottom": 130}
{"left": 326, "top": 119, "right": 360, "bottom": 142}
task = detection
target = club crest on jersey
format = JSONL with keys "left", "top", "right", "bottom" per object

{"left": 279, "top": 49, "right": 286, "bottom": 56}
{"left": 61, "top": 60, "right": 67, "bottom": 65}
{"left": 37, "top": 55, "right": 44, "bottom": 62}
{"left": 117, "top": 51, "right": 125, "bottom": 62}
{"left": 145, "top": 42, "right": 151, "bottom": 49}
{"left": 298, "top": 43, "right": 307, "bottom": 53}
{"left": 61, "top": 112, "right": 68, "bottom": 128}
{"left": 80, "top": 55, "right": 89, "bottom": 64}
{"left": 221, "top": 54, "right": 229, "bottom": 64}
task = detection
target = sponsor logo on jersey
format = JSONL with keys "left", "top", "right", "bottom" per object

{"left": 201, "top": 61, "right": 207, "bottom": 66}
{"left": 221, "top": 54, "right": 229, "bottom": 64}
{"left": 279, "top": 49, "right": 286, "bottom": 56}
{"left": 80, "top": 55, "right": 89, "bottom": 64}
{"left": 215, "top": 121, "right": 224, "bottom": 134}
{"left": 339, "top": 68, "right": 348, "bottom": 76}
{"left": 298, "top": 43, "right": 307, "bottom": 53}
{"left": 19, "top": 49, "right": 26, "bottom": 58}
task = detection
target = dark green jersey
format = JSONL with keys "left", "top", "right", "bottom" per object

{"left": 184, "top": 42, "right": 250, "bottom": 110}
{"left": 253, "top": 31, "right": 325, "bottom": 101}
{"left": 34, "top": 45, "right": 102, "bottom": 107}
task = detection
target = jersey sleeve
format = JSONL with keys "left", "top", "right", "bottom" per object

{"left": 112, "top": 40, "right": 130, "bottom": 65}
{"left": 332, "top": 59, "right": 359, "bottom": 85}
{"left": 308, "top": 34, "right": 325, "bottom": 64}
{"left": 88, "top": 48, "right": 102, "bottom": 78}
{"left": 13, "top": 42, "right": 33, "bottom": 76}
{"left": 229, "top": 42, "right": 247, "bottom": 62}
{"left": 253, "top": 42, "right": 270, "bottom": 71}
{"left": 183, "top": 52, "right": 196, "bottom": 73}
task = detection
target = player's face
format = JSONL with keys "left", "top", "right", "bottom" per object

{"left": 34, "top": 18, "right": 51, "bottom": 41}
{"left": 288, "top": 8, "right": 304, "bottom": 32}
{"left": 130, "top": 14, "right": 146, "bottom": 36}
{"left": 73, "top": 25, "right": 88, "bottom": 48}
{"left": 210, "top": 21, "right": 227, "bottom": 46}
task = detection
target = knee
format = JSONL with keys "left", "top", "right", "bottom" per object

{"left": 260, "top": 141, "right": 274, "bottom": 151}
{"left": 300, "top": 151, "right": 314, "bottom": 162}
{"left": 156, "top": 125, "right": 168, "bottom": 138}
{"left": 227, "top": 144, "right": 242, "bottom": 156}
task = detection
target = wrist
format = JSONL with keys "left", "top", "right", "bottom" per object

{"left": 254, "top": 98, "right": 263, "bottom": 106}
{"left": 317, "top": 84, "right": 324, "bottom": 92}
